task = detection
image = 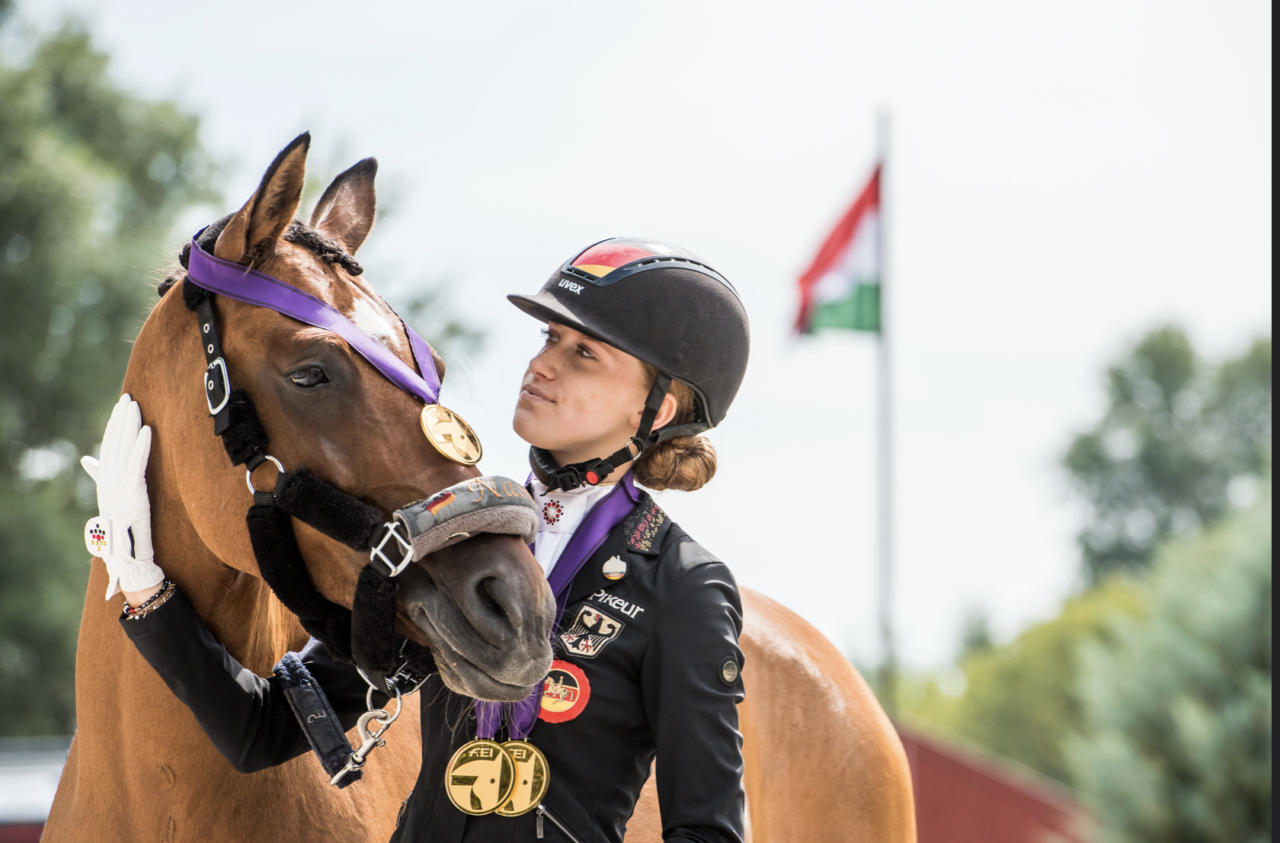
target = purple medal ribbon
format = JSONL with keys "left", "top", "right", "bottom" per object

{"left": 187, "top": 238, "right": 442, "bottom": 405}
{"left": 475, "top": 473, "right": 642, "bottom": 740}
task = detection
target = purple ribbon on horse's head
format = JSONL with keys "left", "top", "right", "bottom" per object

{"left": 186, "top": 237, "right": 442, "bottom": 405}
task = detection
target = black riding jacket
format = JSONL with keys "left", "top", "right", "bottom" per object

{"left": 124, "top": 491, "right": 746, "bottom": 843}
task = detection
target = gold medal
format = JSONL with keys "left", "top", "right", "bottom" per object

{"left": 445, "top": 739, "right": 515, "bottom": 815}
{"left": 495, "top": 741, "right": 551, "bottom": 817}
{"left": 420, "top": 405, "right": 483, "bottom": 466}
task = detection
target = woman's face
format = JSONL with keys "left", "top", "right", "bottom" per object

{"left": 513, "top": 322, "right": 671, "bottom": 468}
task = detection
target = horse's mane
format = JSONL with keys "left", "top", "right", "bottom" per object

{"left": 156, "top": 216, "right": 362, "bottom": 298}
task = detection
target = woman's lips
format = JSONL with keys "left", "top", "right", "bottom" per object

{"left": 520, "top": 385, "right": 554, "bottom": 404}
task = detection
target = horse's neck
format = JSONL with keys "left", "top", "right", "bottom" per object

{"left": 49, "top": 549, "right": 364, "bottom": 843}
{"left": 46, "top": 296, "right": 314, "bottom": 840}
{"left": 68, "top": 483, "right": 303, "bottom": 740}
{"left": 127, "top": 280, "right": 308, "bottom": 671}
{"left": 66, "top": 284, "right": 305, "bottom": 760}
{"left": 148, "top": 482, "right": 308, "bottom": 673}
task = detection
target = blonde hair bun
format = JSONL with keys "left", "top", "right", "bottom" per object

{"left": 633, "top": 377, "right": 718, "bottom": 491}
{"left": 634, "top": 434, "right": 717, "bottom": 492}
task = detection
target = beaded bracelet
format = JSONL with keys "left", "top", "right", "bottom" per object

{"left": 123, "top": 579, "right": 177, "bottom": 621}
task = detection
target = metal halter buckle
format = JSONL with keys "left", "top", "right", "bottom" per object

{"left": 205, "top": 357, "right": 230, "bottom": 415}
{"left": 370, "top": 522, "right": 414, "bottom": 577}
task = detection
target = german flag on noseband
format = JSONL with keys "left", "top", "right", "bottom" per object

{"left": 425, "top": 490, "right": 456, "bottom": 515}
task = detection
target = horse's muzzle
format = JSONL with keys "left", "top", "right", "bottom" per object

{"left": 396, "top": 533, "right": 555, "bottom": 701}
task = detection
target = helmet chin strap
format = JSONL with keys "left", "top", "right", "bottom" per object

{"left": 530, "top": 373, "right": 672, "bottom": 492}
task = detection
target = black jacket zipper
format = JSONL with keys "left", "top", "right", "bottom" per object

{"left": 535, "top": 804, "right": 586, "bottom": 843}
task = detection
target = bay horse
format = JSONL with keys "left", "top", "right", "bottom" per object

{"left": 46, "top": 134, "right": 916, "bottom": 842}
{"left": 45, "top": 134, "right": 555, "bottom": 842}
{"left": 626, "top": 590, "right": 918, "bottom": 842}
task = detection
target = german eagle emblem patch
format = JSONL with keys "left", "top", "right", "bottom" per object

{"left": 559, "top": 606, "right": 624, "bottom": 659}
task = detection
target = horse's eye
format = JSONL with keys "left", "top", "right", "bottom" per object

{"left": 290, "top": 365, "right": 329, "bottom": 388}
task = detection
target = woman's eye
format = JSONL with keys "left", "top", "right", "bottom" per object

{"left": 290, "top": 365, "right": 329, "bottom": 388}
{"left": 577, "top": 344, "right": 594, "bottom": 359}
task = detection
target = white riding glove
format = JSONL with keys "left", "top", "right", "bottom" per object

{"left": 80, "top": 394, "right": 163, "bottom": 599}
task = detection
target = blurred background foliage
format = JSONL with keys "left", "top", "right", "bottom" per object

{"left": 0, "top": 6, "right": 477, "bottom": 737}
{"left": 902, "top": 578, "right": 1145, "bottom": 784}
{"left": 1064, "top": 326, "right": 1271, "bottom": 582}
{"left": 1068, "top": 493, "right": 1271, "bottom": 843}
{"left": 0, "top": 8, "right": 218, "bottom": 735}
{"left": 899, "top": 326, "right": 1271, "bottom": 841}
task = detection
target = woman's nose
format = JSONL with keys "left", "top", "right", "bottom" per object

{"left": 528, "top": 348, "right": 556, "bottom": 381}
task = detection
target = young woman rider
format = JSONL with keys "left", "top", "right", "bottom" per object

{"left": 83, "top": 237, "right": 752, "bottom": 843}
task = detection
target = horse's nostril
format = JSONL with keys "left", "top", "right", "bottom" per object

{"left": 476, "top": 577, "right": 508, "bottom": 624}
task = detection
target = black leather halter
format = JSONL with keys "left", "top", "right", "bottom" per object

{"left": 179, "top": 257, "right": 435, "bottom": 695}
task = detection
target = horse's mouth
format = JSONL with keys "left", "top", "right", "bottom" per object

{"left": 407, "top": 599, "right": 552, "bottom": 702}
{"left": 391, "top": 539, "right": 556, "bottom": 702}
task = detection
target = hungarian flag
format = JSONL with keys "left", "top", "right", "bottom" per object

{"left": 794, "top": 165, "right": 881, "bottom": 333}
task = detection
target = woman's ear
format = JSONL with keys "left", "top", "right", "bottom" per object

{"left": 639, "top": 392, "right": 680, "bottom": 434}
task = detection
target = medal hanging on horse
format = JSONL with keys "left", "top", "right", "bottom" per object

{"left": 421, "top": 405, "right": 483, "bottom": 466}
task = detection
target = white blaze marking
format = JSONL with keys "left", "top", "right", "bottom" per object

{"left": 349, "top": 297, "right": 403, "bottom": 351}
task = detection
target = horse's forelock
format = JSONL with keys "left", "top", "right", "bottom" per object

{"left": 157, "top": 216, "right": 360, "bottom": 300}
{"left": 282, "top": 221, "right": 363, "bottom": 276}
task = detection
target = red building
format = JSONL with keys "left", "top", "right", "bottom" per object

{"left": 899, "top": 727, "right": 1092, "bottom": 843}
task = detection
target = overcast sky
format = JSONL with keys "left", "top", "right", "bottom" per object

{"left": 21, "top": 0, "right": 1272, "bottom": 667}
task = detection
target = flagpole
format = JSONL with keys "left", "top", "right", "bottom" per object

{"left": 876, "top": 110, "right": 897, "bottom": 717}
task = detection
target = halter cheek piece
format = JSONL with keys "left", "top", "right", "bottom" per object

{"left": 182, "top": 228, "right": 537, "bottom": 786}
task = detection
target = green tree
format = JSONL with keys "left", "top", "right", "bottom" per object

{"left": 900, "top": 326, "right": 1271, "bottom": 795}
{"left": 1068, "top": 488, "right": 1271, "bottom": 843}
{"left": 899, "top": 580, "right": 1144, "bottom": 784}
{"left": 0, "top": 13, "right": 217, "bottom": 735}
{"left": 1064, "top": 326, "right": 1271, "bottom": 582}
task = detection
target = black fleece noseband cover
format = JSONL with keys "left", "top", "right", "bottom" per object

{"left": 275, "top": 469, "right": 385, "bottom": 552}
{"left": 246, "top": 502, "right": 356, "bottom": 663}
{"left": 220, "top": 391, "right": 270, "bottom": 466}
{"left": 350, "top": 565, "right": 401, "bottom": 683}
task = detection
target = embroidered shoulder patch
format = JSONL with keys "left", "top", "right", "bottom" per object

{"left": 623, "top": 497, "right": 666, "bottom": 552}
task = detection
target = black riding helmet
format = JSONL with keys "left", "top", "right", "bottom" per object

{"left": 509, "top": 237, "right": 750, "bottom": 491}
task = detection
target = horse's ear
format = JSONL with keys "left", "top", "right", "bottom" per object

{"left": 214, "top": 133, "right": 311, "bottom": 266}
{"left": 310, "top": 158, "right": 378, "bottom": 254}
